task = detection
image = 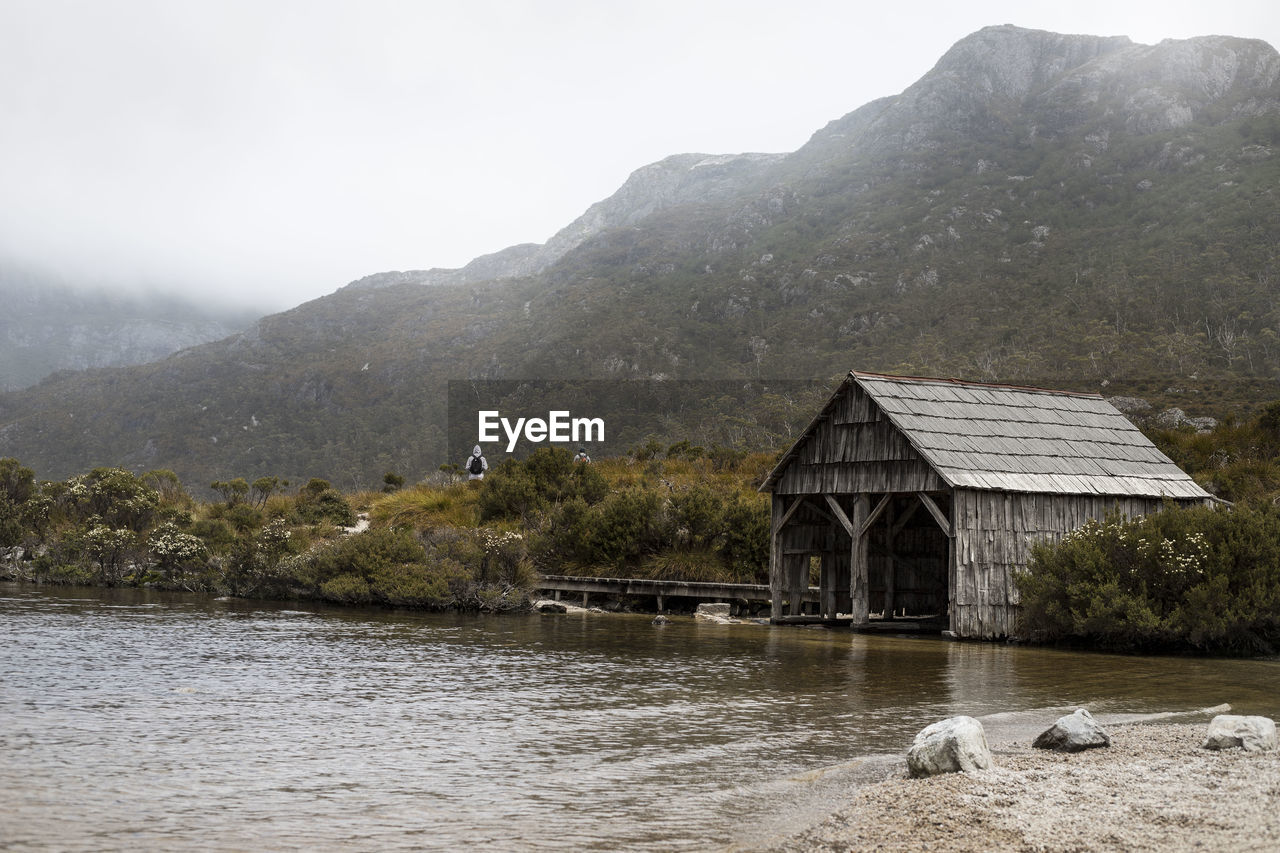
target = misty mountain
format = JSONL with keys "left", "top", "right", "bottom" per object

{"left": 342, "top": 150, "right": 785, "bottom": 290}
{"left": 1, "top": 25, "right": 1278, "bottom": 492}
{"left": 0, "top": 264, "right": 257, "bottom": 391}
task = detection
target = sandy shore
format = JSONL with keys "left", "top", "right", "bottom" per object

{"left": 769, "top": 722, "right": 1279, "bottom": 852}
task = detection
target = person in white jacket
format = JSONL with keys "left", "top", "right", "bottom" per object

{"left": 465, "top": 445, "right": 488, "bottom": 480}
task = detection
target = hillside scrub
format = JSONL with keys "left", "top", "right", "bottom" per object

{"left": 472, "top": 447, "right": 774, "bottom": 583}
{"left": 0, "top": 461, "right": 528, "bottom": 611}
{"left": 15, "top": 405, "right": 1280, "bottom": 643}
{"left": 0, "top": 446, "right": 776, "bottom": 611}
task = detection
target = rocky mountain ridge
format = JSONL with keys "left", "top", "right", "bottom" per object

{"left": 343, "top": 151, "right": 784, "bottom": 290}
{"left": 1, "top": 25, "right": 1277, "bottom": 492}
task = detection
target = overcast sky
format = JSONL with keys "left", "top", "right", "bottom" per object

{"left": 1, "top": 1, "right": 1277, "bottom": 312}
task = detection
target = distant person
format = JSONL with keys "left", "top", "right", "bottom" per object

{"left": 575, "top": 447, "right": 591, "bottom": 464}
{"left": 466, "top": 445, "right": 488, "bottom": 480}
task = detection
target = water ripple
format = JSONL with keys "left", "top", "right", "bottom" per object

{"left": 3, "top": 583, "right": 1279, "bottom": 850}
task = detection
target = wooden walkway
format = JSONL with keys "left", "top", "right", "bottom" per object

{"left": 536, "top": 573, "right": 821, "bottom": 613}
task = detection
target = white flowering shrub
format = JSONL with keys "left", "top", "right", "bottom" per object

{"left": 81, "top": 524, "right": 137, "bottom": 584}
{"left": 1017, "top": 505, "right": 1280, "bottom": 654}
{"left": 475, "top": 528, "right": 533, "bottom": 588}
{"left": 148, "top": 522, "right": 206, "bottom": 575}
{"left": 64, "top": 468, "right": 159, "bottom": 532}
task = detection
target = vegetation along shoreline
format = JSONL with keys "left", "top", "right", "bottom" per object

{"left": 6, "top": 397, "right": 1280, "bottom": 656}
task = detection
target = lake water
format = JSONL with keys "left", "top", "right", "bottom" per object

{"left": 3, "top": 581, "right": 1278, "bottom": 851}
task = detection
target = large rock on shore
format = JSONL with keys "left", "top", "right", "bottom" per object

{"left": 695, "top": 603, "right": 737, "bottom": 623}
{"left": 906, "top": 716, "right": 994, "bottom": 777}
{"left": 1033, "top": 708, "right": 1112, "bottom": 753}
{"left": 1203, "top": 715, "right": 1277, "bottom": 752}
{"left": 535, "top": 600, "right": 568, "bottom": 613}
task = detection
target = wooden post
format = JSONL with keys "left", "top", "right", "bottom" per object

{"left": 788, "top": 554, "right": 806, "bottom": 616}
{"left": 822, "top": 525, "right": 839, "bottom": 618}
{"left": 769, "top": 497, "right": 784, "bottom": 621}
{"left": 656, "top": 594, "right": 664, "bottom": 613}
{"left": 884, "top": 500, "right": 895, "bottom": 620}
{"left": 947, "top": 492, "right": 958, "bottom": 635}
{"left": 582, "top": 592, "right": 589, "bottom": 608}
{"left": 850, "top": 493, "right": 870, "bottom": 626}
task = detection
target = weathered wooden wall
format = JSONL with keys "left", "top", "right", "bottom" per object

{"left": 951, "top": 489, "right": 1176, "bottom": 638}
{"left": 774, "top": 385, "right": 945, "bottom": 495}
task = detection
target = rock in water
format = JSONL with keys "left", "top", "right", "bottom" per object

{"left": 1203, "top": 715, "right": 1278, "bottom": 752}
{"left": 906, "top": 716, "right": 994, "bottom": 777}
{"left": 652, "top": 615, "right": 669, "bottom": 625}
{"left": 1033, "top": 708, "right": 1111, "bottom": 753}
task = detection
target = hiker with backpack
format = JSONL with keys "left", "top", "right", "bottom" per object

{"left": 465, "top": 445, "right": 488, "bottom": 481}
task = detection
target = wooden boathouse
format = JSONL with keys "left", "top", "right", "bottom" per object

{"left": 760, "top": 371, "right": 1214, "bottom": 639}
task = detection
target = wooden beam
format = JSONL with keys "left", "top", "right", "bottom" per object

{"left": 824, "top": 495, "right": 855, "bottom": 536}
{"left": 917, "top": 492, "right": 953, "bottom": 538}
{"left": 771, "top": 495, "right": 808, "bottom": 538}
{"left": 804, "top": 501, "right": 838, "bottom": 526}
{"left": 892, "top": 498, "right": 921, "bottom": 537}
{"left": 857, "top": 493, "right": 892, "bottom": 539}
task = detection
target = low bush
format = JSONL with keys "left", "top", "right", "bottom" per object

{"left": 282, "top": 526, "right": 531, "bottom": 611}
{"left": 294, "top": 487, "right": 356, "bottom": 526}
{"left": 1016, "top": 504, "right": 1280, "bottom": 654}
{"left": 477, "top": 447, "right": 608, "bottom": 522}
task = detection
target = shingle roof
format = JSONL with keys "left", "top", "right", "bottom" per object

{"left": 764, "top": 371, "right": 1213, "bottom": 500}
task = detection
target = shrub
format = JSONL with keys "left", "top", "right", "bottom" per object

{"left": 79, "top": 524, "right": 138, "bottom": 585}
{"left": 65, "top": 468, "right": 159, "bottom": 532}
{"left": 222, "top": 504, "right": 264, "bottom": 533}
{"left": 211, "top": 478, "right": 250, "bottom": 507}
{"left": 668, "top": 484, "right": 724, "bottom": 549}
{"left": 719, "top": 495, "right": 770, "bottom": 582}
{"left": 1016, "top": 504, "right": 1280, "bottom": 654}
{"left": 0, "top": 458, "right": 36, "bottom": 505}
{"left": 588, "top": 488, "right": 665, "bottom": 569}
{"left": 475, "top": 528, "right": 536, "bottom": 589}
{"left": 368, "top": 559, "right": 468, "bottom": 607}
{"left": 148, "top": 522, "right": 206, "bottom": 578}
{"left": 296, "top": 528, "right": 426, "bottom": 587}
{"left": 320, "top": 573, "right": 373, "bottom": 604}
{"left": 478, "top": 447, "right": 608, "bottom": 521}
{"left": 190, "top": 518, "right": 236, "bottom": 553}
{"left": 143, "top": 469, "right": 192, "bottom": 509}
{"left": 0, "top": 494, "right": 24, "bottom": 549}
{"left": 295, "top": 487, "right": 356, "bottom": 526}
